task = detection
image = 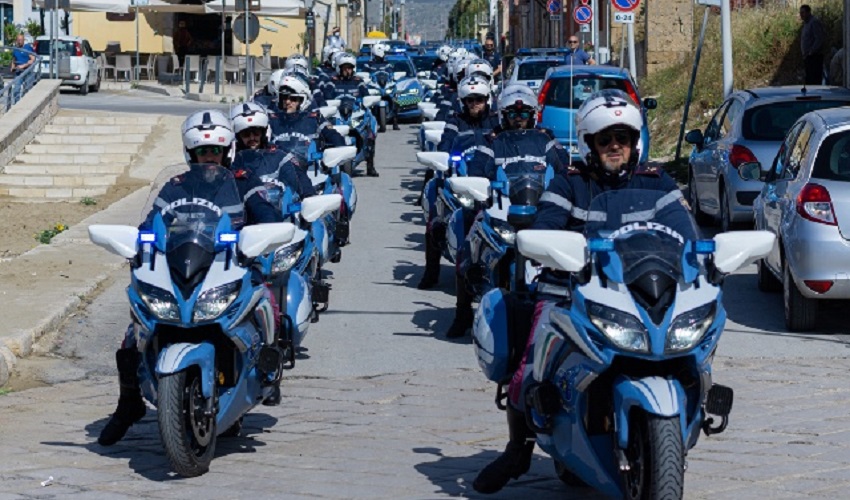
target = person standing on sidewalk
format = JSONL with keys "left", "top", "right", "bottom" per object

{"left": 563, "top": 35, "right": 595, "bottom": 66}
{"left": 482, "top": 34, "right": 502, "bottom": 82}
{"left": 800, "top": 4, "right": 826, "bottom": 85}
{"left": 10, "top": 34, "right": 36, "bottom": 103}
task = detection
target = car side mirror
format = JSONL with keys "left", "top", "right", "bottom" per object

{"left": 738, "top": 162, "right": 762, "bottom": 181}
{"left": 685, "top": 129, "right": 704, "bottom": 148}
{"left": 643, "top": 97, "right": 657, "bottom": 110}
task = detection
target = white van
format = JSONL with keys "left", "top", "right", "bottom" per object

{"left": 359, "top": 38, "right": 389, "bottom": 55}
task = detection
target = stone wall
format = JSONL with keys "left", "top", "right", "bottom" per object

{"left": 0, "top": 80, "right": 62, "bottom": 173}
{"left": 645, "top": 0, "right": 693, "bottom": 75}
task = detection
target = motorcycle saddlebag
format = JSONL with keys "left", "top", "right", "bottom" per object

{"left": 473, "top": 289, "right": 534, "bottom": 383}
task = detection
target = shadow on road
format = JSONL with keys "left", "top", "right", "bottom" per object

{"left": 41, "top": 412, "right": 278, "bottom": 480}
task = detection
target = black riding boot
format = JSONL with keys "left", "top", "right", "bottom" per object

{"left": 366, "top": 141, "right": 379, "bottom": 177}
{"left": 473, "top": 405, "right": 536, "bottom": 494}
{"left": 417, "top": 231, "right": 441, "bottom": 289}
{"left": 417, "top": 168, "right": 435, "bottom": 205}
{"left": 446, "top": 276, "right": 474, "bottom": 338}
{"left": 98, "top": 347, "right": 147, "bottom": 446}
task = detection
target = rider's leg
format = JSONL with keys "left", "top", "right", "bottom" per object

{"left": 98, "top": 326, "right": 146, "bottom": 446}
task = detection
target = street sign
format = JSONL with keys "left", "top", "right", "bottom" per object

{"left": 613, "top": 11, "right": 635, "bottom": 23}
{"left": 549, "top": 14, "right": 562, "bottom": 21}
{"left": 574, "top": 5, "right": 592, "bottom": 24}
{"left": 580, "top": 24, "right": 590, "bottom": 32}
{"left": 546, "top": 0, "right": 561, "bottom": 15}
{"left": 611, "top": 0, "right": 640, "bottom": 13}
{"left": 234, "top": 13, "right": 260, "bottom": 44}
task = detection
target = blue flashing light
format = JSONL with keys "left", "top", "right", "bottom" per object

{"left": 695, "top": 240, "right": 716, "bottom": 254}
{"left": 218, "top": 232, "right": 239, "bottom": 244}
{"left": 588, "top": 238, "right": 615, "bottom": 252}
{"left": 139, "top": 232, "right": 156, "bottom": 243}
{"left": 508, "top": 205, "right": 537, "bottom": 215}
{"left": 450, "top": 155, "right": 462, "bottom": 162}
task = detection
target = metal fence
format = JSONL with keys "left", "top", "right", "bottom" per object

{"left": 0, "top": 46, "right": 42, "bottom": 116}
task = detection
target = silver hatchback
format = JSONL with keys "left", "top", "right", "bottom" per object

{"left": 748, "top": 106, "right": 850, "bottom": 331}
{"left": 685, "top": 86, "right": 850, "bottom": 232}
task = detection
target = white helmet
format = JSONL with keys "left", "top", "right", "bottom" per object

{"left": 458, "top": 75, "right": 491, "bottom": 101}
{"left": 466, "top": 58, "right": 493, "bottom": 82}
{"left": 372, "top": 43, "right": 388, "bottom": 59}
{"left": 452, "top": 56, "right": 473, "bottom": 83}
{"left": 498, "top": 84, "right": 538, "bottom": 111}
{"left": 230, "top": 102, "right": 269, "bottom": 134}
{"left": 335, "top": 53, "right": 357, "bottom": 72}
{"left": 266, "top": 69, "right": 286, "bottom": 98}
{"left": 277, "top": 75, "right": 313, "bottom": 111}
{"left": 322, "top": 45, "right": 341, "bottom": 65}
{"left": 437, "top": 45, "right": 453, "bottom": 62}
{"left": 451, "top": 47, "right": 469, "bottom": 59}
{"left": 575, "top": 89, "right": 643, "bottom": 162}
{"left": 285, "top": 53, "right": 310, "bottom": 73}
{"left": 181, "top": 110, "right": 235, "bottom": 164}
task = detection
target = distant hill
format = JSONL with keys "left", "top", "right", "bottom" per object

{"left": 404, "top": 0, "right": 453, "bottom": 42}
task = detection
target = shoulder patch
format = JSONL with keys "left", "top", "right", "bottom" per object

{"left": 170, "top": 174, "right": 185, "bottom": 184}
{"left": 308, "top": 112, "right": 318, "bottom": 118}
{"left": 233, "top": 169, "right": 250, "bottom": 179}
{"left": 633, "top": 163, "right": 661, "bottom": 176}
{"left": 566, "top": 165, "right": 582, "bottom": 175}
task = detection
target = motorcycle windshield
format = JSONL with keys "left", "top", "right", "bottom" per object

{"left": 373, "top": 71, "right": 390, "bottom": 87}
{"left": 338, "top": 95, "right": 357, "bottom": 120}
{"left": 141, "top": 163, "right": 246, "bottom": 253}
{"left": 585, "top": 189, "right": 698, "bottom": 286}
{"left": 505, "top": 173, "right": 545, "bottom": 206}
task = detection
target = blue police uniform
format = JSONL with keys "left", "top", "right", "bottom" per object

{"left": 363, "top": 59, "right": 394, "bottom": 75}
{"left": 269, "top": 109, "right": 346, "bottom": 163}
{"left": 323, "top": 74, "right": 369, "bottom": 100}
{"left": 233, "top": 147, "right": 317, "bottom": 200}
{"left": 437, "top": 109, "right": 501, "bottom": 153}
{"left": 466, "top": 128, "right": 566, "bottom": 179}
{"left": 435, "top": 88, "right": 461, "bottom": 122}
{"left": 482, "top": 50, "right": 502, "bottom": 72}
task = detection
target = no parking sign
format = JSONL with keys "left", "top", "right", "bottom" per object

{"left": 611, "top": 0, "right": 640, "bottom": 12}
{"left": 574, "top": 4, "right": 592, "bottom": 24}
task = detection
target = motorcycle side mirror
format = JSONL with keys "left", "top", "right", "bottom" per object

{"left": 738, "top": 161, "right": 763, "bottom": 181}
{"left": 416, "top": 151, "right": 450, "bottom": 172}
{"left": 712, "top": 231, "right": 775, "bottom": 274}
{"left": 362, "top": 95, "right": 382, "bottom": 108}
{"left": 517, "top": 230, "right": 587, "bottom": 273}
{"left": 394, "top": 71, "right": 407, "bottom": 81}
{"left": 300, "top": 194, "right": 343, "bottom": 223}
{"left": 88, "top": 224, "right": 140, "bottom": 259}
{"left": 323, "top": 145, "right": 357, "bottom": 168}
{"left": 239, "top": 222, "right": 297, "bottom": 259}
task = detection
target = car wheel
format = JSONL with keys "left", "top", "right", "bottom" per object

{"left": 91, "top": 72, "right": 101, "bottom": 93}
{"left": 783, "top": 259, "right": 817, "bottom": 331}
{"left": 79, "top": 76, "right": 89, "bottom": 96}
{"left": 757, "top": 258, "right": 781, "bottom": 293}
{"left": 688, "top": 168, "right": 712, "bottom": 226}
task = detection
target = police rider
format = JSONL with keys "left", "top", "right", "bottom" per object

{"left": 471, "top": 90, "right": 684, "bottom": 494}
{"left": 98, "top": 110, "right": 283, "bottom": 446}
{"left": 364, "top": 42, "right": 394, "bottom": 74}
{"left": 269, "top": 75, "right": 347, "bottom": 172}
{"left": 253, "top": 69, "right": 285, "bottom": 112}
{"left": 231, "top": 102, "right": 316, "bottom": 200}
{"left": 323, "top": 52, "right": 370, "bottom": 100}
{"left": 416, "top": 76, "right": 500, "bottom": 298}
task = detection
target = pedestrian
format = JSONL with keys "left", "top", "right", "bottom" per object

{"left": 173, "top": 20, "right": 193, "bottom": 66}
{"left": 327, "top": 26, "right": 345, "bottom": 51}
{"left": 11, "top": 33, "right": 35, "bottom": 77}
{"left": 563, "top": 35, "right": 595, "bottom": 66}
{"left": 799, "top": 4, "right": 826, "bottom": 85}
{"left": 482, "top": 34, "right": 502, "bottom": 81}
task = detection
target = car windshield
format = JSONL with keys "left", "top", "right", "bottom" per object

{"left": 517, "top": 60, "right": 561, "bottom": 80}
{"left": 544, "top": 76, "right": 632, "bottom": 109}
{"left": 35, "top": 40, "right": 76, "bottom": 55}
{"left": 411, "top": 55, "right": 437, "bottom": 72}
{"left": 812, "top": 130, "right": 850, "bottom": 182}
{"left": 391, "top": 60, "right": 414, "bottom": 77}
{"left": 742, "top": 100, "right": 850, "bottom": 141}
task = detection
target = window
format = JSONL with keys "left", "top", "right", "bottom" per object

{"left": 812, "top": 130, "right": 850, "bottom": 181}
{"left": 516, "top": 60, "right": 561, "bottom": 80}
{"left": 544, "top": 76, "right": 629, "bottom": 109}
{"left": 769, "top": 122, "right": 802, "bottom": 182}
{"left": 718, "top": 99, "right": 742, "bottom": 139}
{"left": 786, "top": 122, "right": 813, "bottom": 179}
{"left": 742, "top": 100, "right": 850, "bottom": 141}
{"left": 704, "top": 101, "right": 730, "bottom": 143}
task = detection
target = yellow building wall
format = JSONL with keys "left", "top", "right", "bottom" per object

{"left": 72, "top": 11, "right": 305, "bottom": 57}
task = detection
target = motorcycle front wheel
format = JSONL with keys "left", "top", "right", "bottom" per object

{"left": 622, "top": 412, "right": 684, "bottom": 500}
{"left": 378, "top": 106, "right": 387, "bottom": 133}
{"left": 158, "top": 368, "right": 217, "bottom": 477}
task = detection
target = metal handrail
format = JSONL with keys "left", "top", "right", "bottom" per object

{"left": 1, "top": 46, "right": 42, "bottom": 115}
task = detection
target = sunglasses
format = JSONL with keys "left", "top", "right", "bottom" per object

{"left": 505, "top": 110, "right": 533, "bottom": 120}
{"left": 568, "top": 40, "right": 580, "bottom": 44}
{"left": 594, "top": 130, "right": 632, "bottom": 148}
{"left": 280, "top": 94, "right": 304, "bottom": 102}
{"left": 464, "top": 95, "right": 487, "bottom": 104}
{"left": 238, "top": 127, "right": 264, "bottom": 137}
{"left": 194, "top": 145, "right": 224, "bottom": 156}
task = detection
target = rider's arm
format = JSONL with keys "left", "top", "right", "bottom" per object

{"left": 437, "top": 118, "right": 459, "bottom": 153}
{"left": 357, "top": 81, "right": 370, "bottom": 99}
{"left": 318, "top": 118, "right": 346, "bottom": 147}
{"left": 544, "top": 137, "right": 568, "bottom": 172}
{"left": 236, "top": 172, "right": 284, "bottom": 224}
{"left": 278, "top": 157, "right": 317, "bottom": 199}
{"left": 530, "top": 171, "right": 580, "bottom": 231}
{"left": 466, "top": 135, "right": 497, "bottom": 178}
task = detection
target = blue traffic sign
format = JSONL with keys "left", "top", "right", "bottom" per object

{"left": 611, "top": 0, "right": 640, "bottom": 12}
{"left": 546, "top": 0, "right": 561, "bottom": 14}
{"left": 574, "top": 5, "right": 592, "bottom": 24}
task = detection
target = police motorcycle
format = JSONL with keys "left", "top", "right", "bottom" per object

{"left": 303, "top": 144, "right": 359, "bottom": 251}
{"left": 449, "top": 165, "right": 554, "bottom": 300}
{"left": 329, "top": 95, "right": 381, "bottom": 176}
{"left": 473, "top": 189, "right": 775, "bottom": 498}
{"left": 367, "top": 70, "right": 398, "bottom": 133}
{"left": 87, "top": 164, "right": 341, "bottom": 477}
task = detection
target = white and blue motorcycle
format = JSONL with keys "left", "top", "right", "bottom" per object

{"left": 474, "top": 189, "right": 774, "bottom": 498}
{"left": 88, "top": 164, "right": 340, "bottom": 477}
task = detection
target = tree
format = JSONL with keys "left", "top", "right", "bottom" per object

{"left": 25, "top": 20, "right": 43, "bottom": 38}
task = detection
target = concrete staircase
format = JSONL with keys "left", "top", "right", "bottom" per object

{"left": 0, "top": 110, "right": 160, "bottom": 201}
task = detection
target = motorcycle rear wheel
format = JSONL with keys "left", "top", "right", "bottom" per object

{"left": 378, "top": 107, "right": 387, "bottom": 133}
{"left": 158, "top": 369, "right": 217, "bottom": 477}
{"left": 622, "top": 412, "right": 684, "bottom": 500}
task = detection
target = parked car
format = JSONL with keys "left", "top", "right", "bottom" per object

{"left": 537, "top": 65, "right": 655, "bottom": 163}
{"left": 747, "top": 107, "right": 850, "bottom": 331}
{"left": 500, "top": 55, "right": 563, "bottom": 93}
{"left": 685, "top": 86, "right": 850, "bottom": 231}
{"left": 33, "top": 35, "right": 100, "bottom": 95}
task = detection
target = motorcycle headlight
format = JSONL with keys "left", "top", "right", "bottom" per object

{"left": 405, "top": 87, "right": 420, "bottom": 95}
{"left": 456, "top": 192, "right": 474, "bottom": 209}
{"left": 271, "top": 242, "right": 304, "bottom": 275}
{"left": 666, "top": 303, "right": 715, "bottom": 352}
{"left": 492, "top": 219, "right": 516, "bottom": 245}
{"left": 138, "top": 281, "right": 179, "bottom": 321}
{"left": 587, "top": 301, "right": 648, "bottom": 352}
{"left": 351, "top": 117, "right": 363, "bottom": 128}
{"left": 193, "top": 281, "right": 241, "bottom": 322}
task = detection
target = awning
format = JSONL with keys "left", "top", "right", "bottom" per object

{"left": 33, "top": 0, "right": 130, "bottom": 12}
{"left": 137, "top": 0, "right": 303, "bottom": 16}
{"left": 134, "top": 0, "right": 206, "bottom": 13}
